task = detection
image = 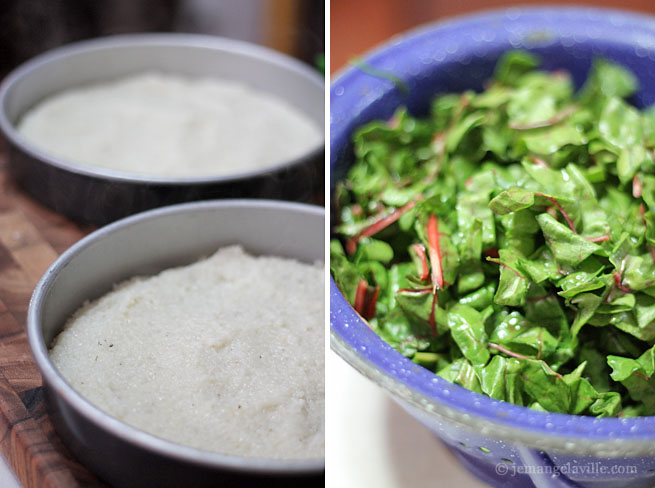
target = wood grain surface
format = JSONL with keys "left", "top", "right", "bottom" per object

{"left": 0, "top": 147, "right": 105, "bottom": 487}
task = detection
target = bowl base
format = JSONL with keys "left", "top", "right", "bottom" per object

{"left": 448, "top": 445, "right": 536, "bottom": 488}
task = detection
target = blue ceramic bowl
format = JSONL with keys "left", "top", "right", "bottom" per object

{"left": 330, "top": 7, "right": 655, "bottom": 488}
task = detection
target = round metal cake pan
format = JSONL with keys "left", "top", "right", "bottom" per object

{"left": 0, "top": 34, "right": 324, "bottom": 225}
{"left": 27, "top": 199, "right": 324, "bottom": 488}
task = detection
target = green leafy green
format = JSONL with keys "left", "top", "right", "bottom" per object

{"left": 333, "top": 51, "right": 655, "bottom": 417}
{"left": 536, "top": 214, "right": 601, "bottom": 267}
{"left": 447, "top": 305, "right": 490, "bottom": 367}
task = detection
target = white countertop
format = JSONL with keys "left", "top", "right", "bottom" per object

{"left": 326, "top": 351, "right": 488, "bottom": 488}
{"left": 0, "top": 452, "right": 20, "bottom": 488}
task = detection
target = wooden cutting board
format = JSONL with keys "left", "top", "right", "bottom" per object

{"left": 0, "top": 148, "right": 105, "bottom": 487}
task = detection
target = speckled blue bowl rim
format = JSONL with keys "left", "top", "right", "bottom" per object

{"left": 330, "top": 6, "right": 655, "bottom": 450}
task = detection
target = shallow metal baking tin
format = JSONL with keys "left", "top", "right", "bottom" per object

{"left": 28, "top": 200, "right": 324, "bottom": 487}
{"left": 0, "top": 34, "right": 324, "bottom": 225}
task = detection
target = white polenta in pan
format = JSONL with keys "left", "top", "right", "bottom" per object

{"left": 49, "top": 246, "right": 324, "bottom": 459}
{"left": 17, "top": 73, "right": 322, "bottom": 178}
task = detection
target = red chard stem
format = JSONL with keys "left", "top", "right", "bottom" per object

{"left": 427, "top": 214, "right": 444, "bottom": 291}
{"left": 346, "top": 200, "right": 417, "bottom": 255}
